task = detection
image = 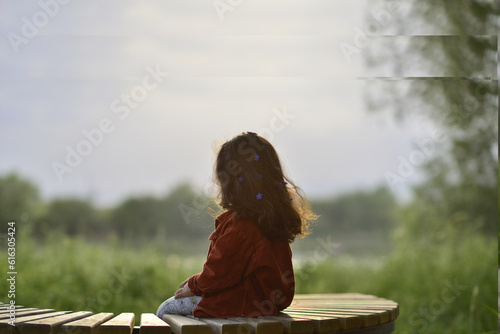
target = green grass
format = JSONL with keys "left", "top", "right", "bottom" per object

{"left": 4, "top": 230, "right": 204, "bottom": 321}
{"left": 0, "top": 227, "right": 496, "bottom": 333}
{"left": 294, "top": 233, "right": 497, "bottom": 333}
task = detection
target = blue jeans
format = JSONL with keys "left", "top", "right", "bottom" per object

{"left": 156, "top": 296, "right": 203, "bottom": 317}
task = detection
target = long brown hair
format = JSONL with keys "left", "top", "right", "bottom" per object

{"left": 214, "top": 132, "right": 316, "bottom": 242}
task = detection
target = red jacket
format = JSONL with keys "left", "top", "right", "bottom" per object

{"left": 188, "top": 210, "right": 295, "bottom": 318}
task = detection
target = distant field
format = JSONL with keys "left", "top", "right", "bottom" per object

{"left": 292, "top": 230, "right": 393, "bottom": 258}
{"left": 0, "top": 229, "right": 496, "bottom": 333}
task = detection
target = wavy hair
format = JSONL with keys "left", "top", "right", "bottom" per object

{"left": 214, "top": 132, "right": 316, "bottom": 242}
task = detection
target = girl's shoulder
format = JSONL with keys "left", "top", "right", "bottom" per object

{"left": 213, "top": 210, "right": 262, "bottom": 239}
{"left": 210, "top": 210, "right": 235, "bottom": 240}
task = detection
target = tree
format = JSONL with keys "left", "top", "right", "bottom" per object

{"left": 108, "top": 183, "right": 214, "bottom": 241}
{"left": 363, "top": 0, "right": 498, "bottom": 236}
{"left": 311, "top": 186, "right": 396, "bottom": 235}
{"left": 109, "top": 196, "right": 169, "bottom": 240}
{"left": 0, "top": 173, "right": 40, "bottom": 224}
{"left": 37, "top": 199, "right": 103, "bottom": 237}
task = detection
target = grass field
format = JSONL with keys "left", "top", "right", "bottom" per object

{"left": 1, "top": 226, "right": 497, "bottom": 333}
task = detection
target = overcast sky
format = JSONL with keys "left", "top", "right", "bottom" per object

{"left": 0, "top": 0, "right": 438, "bottom": 206}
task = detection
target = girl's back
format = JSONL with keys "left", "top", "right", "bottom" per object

{"left": 188, "top": 210, "right": 294, "bottom": 318}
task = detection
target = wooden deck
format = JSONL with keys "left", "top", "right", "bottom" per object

{"left": 1, "top": 293, "right": 398, "bottom": 334}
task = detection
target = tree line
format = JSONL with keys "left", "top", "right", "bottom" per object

{"left": 0, "top": 173, "right": 397, "bottom": 243}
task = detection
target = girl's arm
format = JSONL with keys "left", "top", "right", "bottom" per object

{"left": 173, "top": 278, "right": 193, "bottom": 299}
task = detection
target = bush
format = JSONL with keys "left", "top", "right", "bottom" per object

{"left": 295, "top": 214, "right": 497, "bottom": 333}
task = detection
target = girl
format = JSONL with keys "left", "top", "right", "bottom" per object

{"left": 156, "top": 132, "right": 316, "bottom": 318}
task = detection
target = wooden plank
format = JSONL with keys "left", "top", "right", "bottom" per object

{"left": 0, "top": 312, "right": 68, "bottom": 334}
{"left": 286, "top": 307, "right": 379, "bottom": 328}
{"left": 293, "top": 293, "right": 369, "bottom": 297}
{"left": 262, "top": 314, "right": 314, "bottom": 334}
{"left": 196, "top": 317, "right": 251, "bottom": 334}
{"left": 18, "top": 311, "right": 93, "bottom": 334}
{"left": 100, "top": 313, "right": 135, "bottom": 334}
{"left": 293, "top": 306, "right": 397, "bottom": 321}
{"left": 277, "top": 313, "right": 340, "bottom": 333}
{"left": 291, "top": 299, "right": 397, "bottom": 305}
{"left": 229, "top": 317, "right": 283, "bottom": 334}
{"left": 0, "top": 308, "right": 33, "bottom": 315}
{"left": 161, "top": 314, "right": 210, "bottom": 334}
{"left": 284, "top": 309, "right": 361, "bottom": 331}
{"left": 291, "top": 302, "right": 398, "bottom": 308}
{"left": 139, "top": 313, "right": 171, "bottom": 334}
{"left": 290, "top": 303, "right": 399, "bottom": 316}
{"left": 286, "top": 306, "right": 388, "bottom": 325}
{"left": 0, "top": 306, "right": 24, "bottom": 311}
{"left": 326, "top": 307, "right": 390, "bottom": 324}
{"left": 0, "top": 311, "right": 70, "bottom": 325}
{"left": 293, "top": 294, "right": 377, "bottom": 300}
{"left": 290, "top": 296, "right": 399, "bottom": 322}
{"left": 291, "top": 302, "right": 396, "bottom": 308}
{"left": 0, "top": 309, "right": 55, "bottom": 320}
{"left": 61, "top": 312, "right": 114, "bottom": 334}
